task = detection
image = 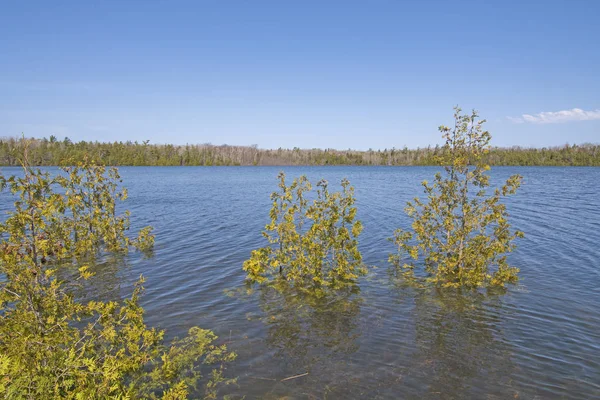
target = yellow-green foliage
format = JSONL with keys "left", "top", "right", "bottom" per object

{"left": 243, "top": 172, "right": 365, "bottom": 292}
{"left": 390, "top": 107, "right": 524, "bottom": 289}
{"left": 0, "top": 146, "right": 235, "bottom": 399}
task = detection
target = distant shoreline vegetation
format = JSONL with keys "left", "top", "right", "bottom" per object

{"left": 1, "top": 136, "right": 599, "bottom": 167}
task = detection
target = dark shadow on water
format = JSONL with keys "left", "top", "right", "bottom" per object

{"left": 57, "top": 251, "right": 148, "bottom": 304}
{"left": 258, "top": 282, "right": 363, "bottom": 364}
{"left": 224, "top": 273, "right": 522, "bottom": 399}
{"left": 403, "top": 287, "right": 519, "bottom": 399}
{"left": 223, "top": 281, "right": 365, "bottom": 399}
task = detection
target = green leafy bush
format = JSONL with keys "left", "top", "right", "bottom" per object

{"left": 390, "top": 107, "right": 524, "bottom": 289}
{"left": 243, "top": 172, "right": 365, "bottom": 293}
{"left": 0, "top": 146, "right": 235, "bottom": 399}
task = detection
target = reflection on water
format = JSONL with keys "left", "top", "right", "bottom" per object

{"left": 259, "top": 283, "right": 362, "bottom": 365}
{"left": 407, "top": 289, "right": 517, "bottom": 399}
{"left": 56, "top": 253, "right": 131, "bottom": 304}
{"left": 228, "top": 284, "right": 520, "bottom": 399}
{"left": 223, "top": 283, "right": 363, "bottom": 399}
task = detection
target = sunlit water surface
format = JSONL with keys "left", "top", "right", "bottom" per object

{"left": 1, "top": 166, "right": 598, "bottom": 399}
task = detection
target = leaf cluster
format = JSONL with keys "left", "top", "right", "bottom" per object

{"left": 243, "top": 172, "right": 365, "bottom": 293}
{"left": 390, "top": 107, "right": 524, "bottom": 289}
{"left": 0, "top": 146, "right": 234, "bottom": 399}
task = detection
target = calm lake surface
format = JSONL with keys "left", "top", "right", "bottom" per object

{"left": 3, "top": 166, "right": 599, "bottom": 399}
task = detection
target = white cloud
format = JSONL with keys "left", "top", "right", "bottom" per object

{"left": 508, "top": 108, "right": 600, "bottom": 124}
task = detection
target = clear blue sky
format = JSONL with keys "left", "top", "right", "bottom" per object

{"left": 1, "top": 0, "right": 598, "bottom": 150}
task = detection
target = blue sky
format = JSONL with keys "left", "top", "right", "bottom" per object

{"left": 1, "top": 0, "right": 598, "bottom": 150}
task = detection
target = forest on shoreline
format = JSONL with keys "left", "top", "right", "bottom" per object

{"left": 0, "top": 136, "right": 599, "bottom": 167}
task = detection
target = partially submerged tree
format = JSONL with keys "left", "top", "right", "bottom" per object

{"left": 0, "top": 145, "right": 235, "bottom": 399}
{"left": 390, "top": 107, "right": 524, "bottom": 289}
{"left": 243, "top": 172, "right": 365, "bottom": 293}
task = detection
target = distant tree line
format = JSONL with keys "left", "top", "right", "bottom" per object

{"left": 0, "top": 136, "right": 598, "bottom": 166}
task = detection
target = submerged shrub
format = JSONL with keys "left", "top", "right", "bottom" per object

{"left": 0, "top": 145, "right": 235, "bottom": 399}
{"left": 390, "top": 107, "right": 524, "bottom": 289}
{"left": 243, "top": 172, "right": 365, "bottom": 292}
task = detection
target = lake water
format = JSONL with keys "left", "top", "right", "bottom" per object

{"left": 2, "top": 166, "right": 599, "bottom": 399}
